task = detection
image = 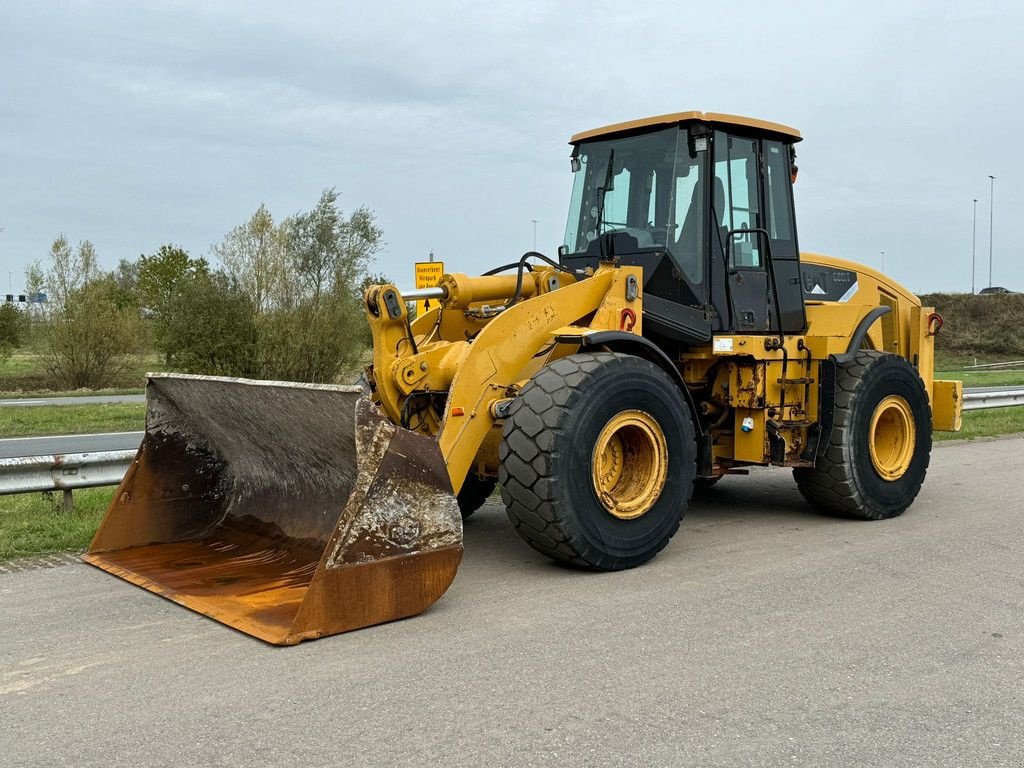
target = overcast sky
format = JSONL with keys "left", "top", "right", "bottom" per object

{"left": 1, "top": 0, "right": 1021, "bottom": 295}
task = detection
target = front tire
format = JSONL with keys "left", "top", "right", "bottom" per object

{"left": 500, "top": 352, "right": 696, "bottom": 570}
{"left": 457, "top": 473, "right": 497, "bottom": 519}
{"left": 794, "top": 351, "right": 931, "bottom": 520}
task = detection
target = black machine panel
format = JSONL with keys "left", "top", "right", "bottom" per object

{"left": 801, "top": 263, "right": 859, "bottom": 303}
{"left": 559, "top": 123, "right": 808, "bottom": 346}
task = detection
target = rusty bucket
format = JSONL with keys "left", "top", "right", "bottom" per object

{"left": 83, "top": 374, "right": 462, "bottom": 645}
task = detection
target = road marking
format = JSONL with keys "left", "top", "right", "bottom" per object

{"left": 1, "top": 431, "right": 144, "bottom": 446}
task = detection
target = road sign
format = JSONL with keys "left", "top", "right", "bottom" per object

{"left": 414, "top": 261, "right": 444, "bottom": 318}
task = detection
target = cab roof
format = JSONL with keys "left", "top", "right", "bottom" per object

{"left": 570, "top": 111, "right": 802, "bottom": 144}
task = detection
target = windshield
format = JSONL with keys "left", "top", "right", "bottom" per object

{"left": 563, "top": 126, "right": 706, "bottom": 285}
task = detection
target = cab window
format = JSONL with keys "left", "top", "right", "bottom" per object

{"left": 713, "top": 132, "right": 761, "bottom": 268}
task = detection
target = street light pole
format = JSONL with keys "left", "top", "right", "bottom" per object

{"left": 531, "top": 219, "right": 539, "bottom": 252}
{"left": 971, "top": 198, "right": 978, "bottom": 294}
{"left": 988, "top": 175, "right": 995, "bottom": 289}
{"left": 880, "top": 251, "right": 885, "bottom": 274}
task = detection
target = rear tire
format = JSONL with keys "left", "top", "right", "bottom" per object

{"left": 457, "top": 473, "right": 497, "bottom": 519}
{"left": 500, "top": 352, "right": 696, "bottom": 570}
{"left": 794, "top": 351, "right": 931, "bottom": 520}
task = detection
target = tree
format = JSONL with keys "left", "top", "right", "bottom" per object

{"left": 210, "top": 190, "right": 384, "bottom": 383}
{"left": 137, "top": 245, "right": 209, "bottom": 312}
{"left": 43, "top": 275, "right": 147, "bottom": 389}
{"left": 282, "top": 189, "right": 382, "bottom": 304}
{"left": 0, "top": 303, "right": 22, "bottom": 363}
{"left": 212, "top": 204, "right": 279, "bottom": 315}
{"left": 46, "top": 236, "right": 100, "bottom": 309}
{"left": 137, "top": 245, "right": 209, "bottom": 363}
{"left": 111, "top": 258, "right": 141, "bottom": 310}
{"left": 161, "top": 270, "right": 257, "bottom": 377}
{"left": 21, "top": 260, "right": 47, "bottom": 347}
{"left": 37, "top": 237, "right": 147, "bottom": 389}
{"left": 258, "top": 189, "right": 382, "bottom": 382}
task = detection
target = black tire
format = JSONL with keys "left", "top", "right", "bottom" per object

{"left": 457, "top": 473, "right": 497, "bottom": 519}
{"left": 499, "top": 352, "right": 696, "bottom": 570}
{"left": 794, "top": 351, "right": 931, "bottom": 520}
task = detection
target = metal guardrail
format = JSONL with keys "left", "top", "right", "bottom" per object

{"left": 964, "top": 360, "right": 1024, "bottom": 370}
{"left": 0, "top": 450, "right": 135, "bottom": 511}
{"left": 1, "top": 386, "right": 1023, "bottom": 506}
{"left": 963, "top": 387, "right": 1024, "bottom": 411}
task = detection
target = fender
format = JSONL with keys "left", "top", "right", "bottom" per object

{"left": 831, "top": 305, "right": 891, "bottom": 364}
{"left": 813, "top": 304, "right": 892, "bottom": 460}
{"left": 557, "top": 331, "right": 702, "bottom": 433}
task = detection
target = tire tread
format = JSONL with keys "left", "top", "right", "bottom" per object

{"left": 500, "top": 352, "right": 694, "bottom": 569}
{"left": 794, "top": 351, "right": 931, "bottom": 520}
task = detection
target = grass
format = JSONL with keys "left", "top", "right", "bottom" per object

{"left": 0, "top": 403, "right": 145, "bottom": 437}
{"left": 935, "top": 405, "right": 1024, "bottom": 442}
{"left": 0, "top": 350, "right": 156, "bottom": 396}
{"left": 935, "top": 369, "right": 1024, "bottom": 388}
{"left": 934, "top": 352, "right": 1024, "bottom": 388}
{"left": 0, "top": 488, "right": 114, "bottom": 560}
{"left": 0, "top": 388, "right": 144, "bottom": 399}
{"left": 0, "top": 352, "right": 39, "bottom": 375}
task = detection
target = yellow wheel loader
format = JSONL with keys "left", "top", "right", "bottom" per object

{"left": 85, "top": 111, "right": 963, "bottom": 644}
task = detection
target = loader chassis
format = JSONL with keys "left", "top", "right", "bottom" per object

{"left": 84, "top": 111, "right": 963, "bottom": 644}
{"left": 365, "top": 115, "right": 961, "bottom": 490}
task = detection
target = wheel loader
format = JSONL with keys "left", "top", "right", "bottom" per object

{"left": 85, "top": 111, "right": 963, "bottom": 644}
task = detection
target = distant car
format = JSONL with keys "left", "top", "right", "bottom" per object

{"left": 979, "top": 286, "right": 1013, "bottom": 295}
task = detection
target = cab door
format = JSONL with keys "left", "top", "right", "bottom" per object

{"left": 713, "top": 132, "right": 771, "bottom": 332}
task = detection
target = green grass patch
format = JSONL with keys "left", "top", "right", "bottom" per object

{"left": 0, "top": 488, "right": 113, "bottom": 560}
{"left": 935, "top": 405, "right": 1024, "bottom": 442}
{"left": 0, "top": 352, "right": 40, "bottom": 375}
{"left": 0, "top": 351, "right": 158, "bottom": 395}
{"left": 0, "top": 403, "right": 145, "bottom": 437}
{"left": 935, "top": 369, "right": 1024, "bottom": 388}
{"left": 0, "top": 388, "right": 145, "bottom": 399}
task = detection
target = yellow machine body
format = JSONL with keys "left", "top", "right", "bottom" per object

{"left": 365, "top": 254, "right": 961, "bottom": 490}
{"left": 84, "top": 111, "right": 962, "bottom": 644}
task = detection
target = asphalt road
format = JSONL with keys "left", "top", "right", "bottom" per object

{"left": 0, "top": 394, "right": 145, "bottom": 407}
{"left": 2, "top": 437, "right": 1022, "bottom": 767}
{"left": 0, "top": 431, "right": 144, "bottom": 459}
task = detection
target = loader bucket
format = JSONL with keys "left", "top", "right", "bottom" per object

{"left": 83, "top": 374, "right": 462, "bottom": 645}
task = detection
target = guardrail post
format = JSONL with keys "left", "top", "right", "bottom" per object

{"left": 62, "top": 489, "right": 74, "bottom": 513}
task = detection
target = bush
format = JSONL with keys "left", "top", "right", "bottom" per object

{"left": 211, "top": 188, "right": 383, "bottom": 383}
{"left": 43, "top": 277, "right": 147, "bottom": 389}
{"left": 919, "top": 292, "right": 1024, "bottom": 359}
{"left": 161, "top": 270, "right": 258, "bottom": 376}
{"left": 256, "top": 289, "right": 369, "bottom": 382}
{"left": 0, "top": 303, "right": 22, "bottom": 362}
{"left": 137, "top": 245, "right": 209, "bottom": 364}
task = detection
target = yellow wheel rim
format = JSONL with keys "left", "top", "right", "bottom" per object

{"left": 591, "top": 410, "right": 669, "bottom": 519}
{"left": 869, "top": 395, "right": 916, "bottom": 481}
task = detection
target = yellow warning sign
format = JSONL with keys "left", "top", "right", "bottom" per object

{"left": 414, "top": 261, "right": 444, "bottom": 318}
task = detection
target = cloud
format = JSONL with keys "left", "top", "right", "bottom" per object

{"left": 0, "top": 0, "right": 1021, "bottom": 292}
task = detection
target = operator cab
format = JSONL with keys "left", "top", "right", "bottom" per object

{"left": 559, "top": 111, "right": 806, "bottom": 345}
